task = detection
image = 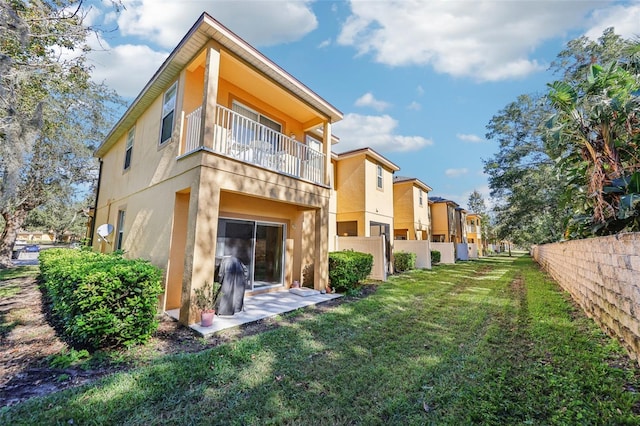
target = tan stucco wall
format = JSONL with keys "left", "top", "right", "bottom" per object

{"left": 532, "top": 233, "right": 640, "bottom": 364}
{"left": 335, "top": 153, "right": 394, "bottom": 236}
{"left": 430, "top": 203, "right": 452, "bottom": 241}
{"left": 94, "top": 37, "right": 337, "bottom": 326}
{"left": 394, "top": 182, "right": 430, "bottom": 240}
{"left": 335, "top": 155, "right": 365, "bottom": 220}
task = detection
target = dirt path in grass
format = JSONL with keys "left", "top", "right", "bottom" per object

{"left": 0, "top": 276, "right": 372, "bottom": 407}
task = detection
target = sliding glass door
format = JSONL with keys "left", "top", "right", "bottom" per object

{"left": 216, "top": 218, "right": 285, "bottom": 290}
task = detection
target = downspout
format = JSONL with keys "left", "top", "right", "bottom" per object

{"left": 89, "top": 158, "right": 103, "bottom": 247}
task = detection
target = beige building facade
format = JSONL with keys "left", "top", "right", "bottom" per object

{"left": 92, "top": 13, "right": 342, "bottom": 325}
{"left": 429, "top": 197, "right": 459, "bottom": 243}
{"left": 392, "top": 176, "right": 432, "bottom": 241}
{"left": 466, "top": 213, "right": 483, "bottom": 256}
{"left": 331, "top": 148, "right": 399, "bottom": 244}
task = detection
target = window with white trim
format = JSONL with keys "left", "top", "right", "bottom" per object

{"left": 231, "top": 101, "right": 281, "bottom": 144}
{"left": 376, "top": 165, "right": 383, "bottom": 189}
{"left": 115, "top": 210, "right": 126, "bottom": 250}
{"left": 124, "top": 127, "right": 134, "bottom": 170}
{"left": 160, "top": 82, "right": 177, "bottom": 144}
{"left": 419, "top": 189, "right": 423, "bottom": 206}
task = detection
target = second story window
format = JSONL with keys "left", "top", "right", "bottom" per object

{"left": 160, "top": 82, "right": 177, "bottom": 144}
{"left": 124, "top": 127, "right": 134, "bottom": 170}
{"left": 376, "top": 165, "right": 383, "bottom": 189}
{"left": 232, "top": 101, "right": 282, "bottom": 144}
{"left": 419, "top": 189, "right": 423, "bottom": 206}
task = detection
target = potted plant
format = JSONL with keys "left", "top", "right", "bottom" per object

{"left": 193, "top": 281, "right": 221, "bottom": 327}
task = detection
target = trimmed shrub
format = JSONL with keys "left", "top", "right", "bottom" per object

{"left": 39, "top": 249, "right": 163, "bottom": 350}
{"left": 431, "top": 250, "right": 441, "bottom": 264}
{"left": 328, "top": 250, "right": 373, "bottom": 292}
{"left": 394, "top": 251, "right": 416, "bottom": 272}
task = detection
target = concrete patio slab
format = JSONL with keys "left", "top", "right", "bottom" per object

{"left": 186, "top": 290, "right": 342, "bottom": 337}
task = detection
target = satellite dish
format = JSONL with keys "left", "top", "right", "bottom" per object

{"left": 96, "top": 224, "right": 114, "bottom": 243}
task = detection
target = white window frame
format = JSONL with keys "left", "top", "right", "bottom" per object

{"left": 376, "top": 165, "right": 383, "bottom": 189}
{"left": 232, "top": 101, "right": 282, "bottom": 139}
{"left": 160, "top": 82, "right": 177, "bottom": 145}
{"left": 115, "top": 210, "right": 126, "bottom": 250}
{"left": 419, "top": 189, "right": 423, "bottom": 206}
{"left": 124, "top": 127, "right": 134, "bottom": 170}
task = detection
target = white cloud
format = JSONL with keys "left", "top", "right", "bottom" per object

{"left": 445, "top": 168, "right": 469, "bottom": 178}
{"left": 416, "top": 85, "right": 424, "bottom": 96}
{"left": 337, "top": 0, "right": 601, "bottom": 81}
{"left": 333, "top": 113, "right": 433, "bottom": 153}
{"left": 318, "top": 39, "right": 331, "bottom": 48}
{"left": 354, "top": 92, "right": 391, "bottom": 111}
{"left": 456, "top": 133, "right": 483, "bottom": 143}
{"left": 117, "top": 0, "right": 317, "bottom": 49}
{"left": 87, "top": 33, "right": 168, "bottom": 98}
{"left": 585, "top": 3, "right": 640, "bottom": 40}
{"left": 407, "top": 101, "right": 421, "bottom": 111}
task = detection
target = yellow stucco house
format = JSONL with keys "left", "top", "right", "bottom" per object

{"left": 91, "top": 13, "right": 342, "bottom": 325}
{"left": 466, "top": 213, "right": 483, "bottom": 256}
{"left": 429, "top": 196, "right": 459, "bottom": 243}
{"left": 330, "top": 148, "right": 399, "bottom": 243}
{"left": 455, "top": 207, "right": 468, "bottom": 244}
{"left": 392, "top": 176, "right": 432, "bottom": 241}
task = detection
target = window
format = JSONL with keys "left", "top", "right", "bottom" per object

{"left": 419, "top": 189, "right": 423, "bottom": 206}
{"left": 115, "top": 210, "right": 126, "bottom": 250}
{"left": 160, "top": 82, "right": 177, "bottom": 144}
{"left": 123, "top": 127, "right": 134, "bottom": 170}
{"left": 231, "top": 101, "right": 282, "bottom": 145}
{"left": 376, "top": 165, "right": 383, "bottom": 189}
{"left": 306, "top": 134, "right": 322, "bottom": 152}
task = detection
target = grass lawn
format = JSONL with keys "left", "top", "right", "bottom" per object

{"left": 1, "top": 255, "right": 639, "bottom": 425}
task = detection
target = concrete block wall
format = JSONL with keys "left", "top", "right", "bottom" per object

{"left": 531, "top": 232, "right": 640, "bottom": 364}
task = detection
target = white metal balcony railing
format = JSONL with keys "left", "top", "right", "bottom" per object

{"left": 466, "top": 225, "right": 478, "bottom": 233}
{"left": 182, "top": 105, "right": 325, "bottom": 185}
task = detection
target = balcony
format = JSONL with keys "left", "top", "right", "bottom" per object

{"left": 181, "top": 105, "right": 325, "bottom": 185}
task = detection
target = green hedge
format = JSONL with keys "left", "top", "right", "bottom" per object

{"left": 431, "top": 250, "right": 441, "bottom": 264}
{"left": 39, "top": 249, "right": 163, "bottom": 350}
{"left": 328, "top": 251, "right": 373, "bottom": 292}
{"left": 394, "top": 251, "right": 416, "bottom": 272}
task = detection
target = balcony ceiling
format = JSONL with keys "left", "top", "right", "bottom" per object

{"left": 219, "top": 51, "right": 323, "bottom": 127}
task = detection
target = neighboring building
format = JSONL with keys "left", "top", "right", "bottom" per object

{"left": 331, "top": 148, "right": 399, "bottom": 243}
{"left": 392, "top": 176, "right": 432, "bottom": 240}
{"left": 91, "top": 13, "right": 342, "bottom": 325}
{"left": 16, "top": 230, "right": 55, "bottom": 243}
{"left": 429, "top": 196, "right": 459, "bottom": 243}
{"left": 455, "top": 207, "right": 468, "bottom": 244}
{"left": 466, "top": 213, "right": 483, "bottom": 256}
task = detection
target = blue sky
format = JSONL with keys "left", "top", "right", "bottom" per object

{"left": 84, "top": 0, "right": 640, "bottom": 209}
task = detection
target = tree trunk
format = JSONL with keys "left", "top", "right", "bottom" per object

{"left": 0, "top": 209, "right": 30, "bottom": 268}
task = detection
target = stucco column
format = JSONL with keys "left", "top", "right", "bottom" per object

{"left": 179, "top": 168, "right": 220, "bottom": 325}
{"left": 323, "top": 121, "right": 332, "bottom": 186}
{"left": 201, "top": 43, "right": 221, "bottom": 149}
{"left": 313, "top": 204, "right": 329, "bottom": 291}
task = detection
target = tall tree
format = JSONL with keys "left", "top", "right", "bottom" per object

{"left": 466, "top": 189, "right": 494, "bottom": 247}
{"left": 0, "top": 0, "right": 122, "bottom": 267}
{"left": 484, "top": 94, "right": 565, "bottom": 245}
{"left": 484, "top": 29, "right": 639, "bottom": 245}
{"left": 546, "top": 58, "right": 640, "bottom": 237}
{"left": 467, "top": 189, "right": 487, "bottom": 215}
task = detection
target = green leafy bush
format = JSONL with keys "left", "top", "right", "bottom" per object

{"left": 394, "top": 251, "right": 416, "bottom": 272}
{"left": 431, "top": 250, "right": 441, "bottom": 264}
{"left": 39, "top": 249, "right": 163, "bottom": 350}
{"left": 328, "top": 251, "right": 373, "bottom": 292}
